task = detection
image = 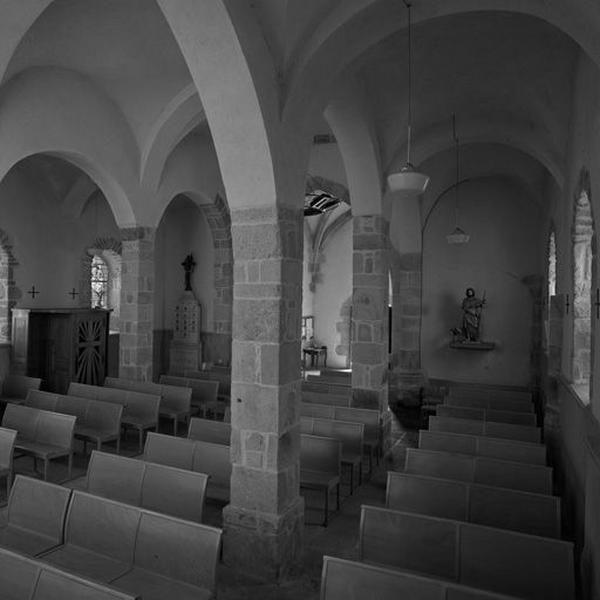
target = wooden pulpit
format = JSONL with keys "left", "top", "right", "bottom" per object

{"left": 11, "top": 308, "right": 110, "bottom": 394}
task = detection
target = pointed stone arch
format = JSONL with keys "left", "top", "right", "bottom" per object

{"left": 571, "top": 168, "right": 595, "bottom": 402}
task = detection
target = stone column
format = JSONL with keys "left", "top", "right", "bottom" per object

{"left": 222, "top": 206, "right": 304, "bottom": 580}
{"left": 351, "top": 215, "right": 390, "bottom": 411}
{"left": 119, "top": 227, "right": 155, "bottom": 381}
{"left": 389, "top": 250, "right": 425, "bottom": 408}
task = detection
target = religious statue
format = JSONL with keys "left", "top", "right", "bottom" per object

{"left": 460, "top": 287, "right": 486, "bottom": 341}
{"left": 181, "top": 254, "right": 196, "bottom": 291}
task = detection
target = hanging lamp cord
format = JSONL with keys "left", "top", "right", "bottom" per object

{"left": 405, "top": 1, "right": 413, "bottom": 166}
{"left": 453, "top": 113, "right": 460, "bottom": 228}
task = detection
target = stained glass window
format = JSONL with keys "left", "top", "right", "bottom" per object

{"left": 91, "top": 255, "right": 109, "bottom": 309}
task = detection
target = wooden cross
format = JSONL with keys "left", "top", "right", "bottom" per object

{"left": 27, "top": 285, "right": 39, "bottom": 299}
{"left": 68, "top": 288, "right": 79, "bottom": 300}
{"left": 565, "top": 294, "right": 570, "bottom": 315}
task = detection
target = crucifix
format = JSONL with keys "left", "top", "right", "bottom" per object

{"left": 595, "top": 288, "right": 600, "bottom": 320}
{"left": 27, "top": 285, "right": 39, "bottom": 299}
{"left": 68, "top": 288, "right": 79, "bottom": 300}
{"left": 565, "top": 294, "right": 570, "bottom": 315}
{"left": 181, "top": 254, "right": 196, "bottom": 292}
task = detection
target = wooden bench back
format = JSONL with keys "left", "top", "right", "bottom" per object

{"left": 301, "top": 403, "right": 335, "bottom": 419}
{"left": 3, "top": 404, "right": 75, "bottom": 450}
{"left": 334, "top": 406, "right": 380, "bottom": 438}
{"left": 183, "top": 368, "right": 231, "bottom": 397}
{"left": 159, "top": 375, "right": 219, "bottom": 405}
{"left": 386, "top": 471, "right": 561, "bottom": 538}
{"left": 437, "top": 405, "right": 537, "bottom": 426}
{"left": 0, "top": 546, "right": 140, "bottom": 600}
{"left": 429, "top": 415, "right": 541, "bottom": 443}
{"left": 0, "top": 426, "right": 16, "bottom": 470}
{"left": 33, "top": 565, "right": 139, "bottom": 600}
{"left": 302, "top": 417, "right": 364, "bottom": 456}
{"left": 65, "top": 491, "right": 140, "bottom": 565}
{"left": 446, "top": 395, "right": 534, "bottom": 414}
{"left": 104, "top": 377, "right": 192, "bottom": 414}
{"left": 302, "top": 380, "right": 352, "bottom": 398}
{"left": 418, "top": 429, "right": 546, "bottom": 465}
{"left": 68, "top": 382, "right": 160, "bottom": 424}
{"left": 192, "top": 441, "right": 231, "bottom": 501}
{"left": 448, "top": 385, "right": 532, "bottom": 402}
{"left": 320, "top": 555, "right": 518, "bottom": 600}
{"left": 359, "top": 505, "right": 574, "bottom": 600}
{"left": 187, "top": 417, "right": 231, "bottom": 445}
{"left": 25, "top": 389, "right": 60, "bottom": 412}
{"left": 133, "top": 511, "right": 221, "bottom": 592}
{"left": 405, "top": 448, "right": 553, "bottom": 495}
{"left": 8, "top": 475, "right": 72, "bottom": 544}
{"left": 302, "top": 391, "right": 350, "bottom": 406}
{"left": 2, "top": 374, "right": 42, "bottom": 399}
{"left": 54, "top": 394, "right": 88, "bottom": 420}
{"left": 86, "top": 450, "right": 208, "bottom": 523}
{"left": 143, "top": 431, "right": 195, "bottom": 470}
{"left": 300, "top": 434, "right": 340, "bottom": 475}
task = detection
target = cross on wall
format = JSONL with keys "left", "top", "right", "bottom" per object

{"left": 27, "top": 286, "right": 39, "bottom": 299}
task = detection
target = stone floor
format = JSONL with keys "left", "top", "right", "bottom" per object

{"left": 0, "top": 407, "right": 420, "bottom": 599}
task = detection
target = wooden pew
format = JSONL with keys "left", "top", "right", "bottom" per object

{"left": 104, "top": 376, "right": 192, "bottom": 436}
{"left": 42, "top": 490, "right": 222, "bottom": 597}
{"left": 300, "top": 433, "right": 341, "bottom": 526}
{"left": 306, "top": 374, "right": 351, "bottom": 388}
{"left": 0, "top": 426, "right": 16, "bottom": 495}
{"left": 0, "top": 374, "right": 42, "bottom": 405}
{"left": 159, "top": 375, "right": 223, "bottom": 419}
{"left": 429, "top": 415, "right": 541, "bottom": 443}
{"left": 302, "top": 390, "right": 351, "bottom": 406}
{"left": 386, "top": 471, "right": 561, "bottom": 538}
{"left": 82, "top": 450, "right": 208, "bottom": 523}
{"left": 26, "top": 390, "right": 123, "bottom": 454}
{"left": 184, "top": 367, "right": 231, "bottom": 399}
{"left": 405, "top": 448, "right": 553, "bottom": 495}
{"left": 436, "top": 405, "right": 537, "bottom": 426}
{"left": 418, "top": 429, "right": 546, "bottom": 465}
{"left": 187, "top": 416, "right": 231, "bottom": 445}
{"left": 448, "top": 385, "right": 532, "bottom": 403}
{"left": 2, "top": 404, "right": 75, "bottom": 480}
{"left": 302, "top": 380, "right": 352, "bottom": 398}
{"left": 321, "top": 555, "right": 520, "bottom": 600}
{"left": 110, "top": 509, "right": 221, "bottom": 599}
{"left": 0, "top": 546, "right": 139, "bottom": 600}
{"left": 301, "top": 416, "right": 364, "bottom": 491}
{"left": 445, "top": 395, "right": 534, "bottom": 414}
{"left": 68, "top": 382, "right": 160, "bottom": 452}
{"left": 0, "top": 475, "right": 71, "bottom": 556}
{"left": 143, "top": 432, "right": 231, "bottom": 502}
{"left": 359, "top": 505, "right": 575, "bottom": 600}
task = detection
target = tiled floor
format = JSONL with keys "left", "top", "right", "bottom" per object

{"left": 0, "top": 408, "right": 420, "bottom": 599}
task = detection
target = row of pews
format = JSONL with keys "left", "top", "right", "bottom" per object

{"left": 320, "top": 382, "right": 576, "bottom": 600}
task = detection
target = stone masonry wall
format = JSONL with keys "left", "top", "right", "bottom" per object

{"left": 119, "top": 227, "right": 154, "bottom": 381}
{"left": 222, "top": 205, "right": 304, "bottom": 579}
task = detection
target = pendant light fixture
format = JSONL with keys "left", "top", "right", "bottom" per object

{"left": 446, "top": 114, "right": 470, "bottom": 244}
{"left": 387, "top": 1, "right": 430, "bottom": 195}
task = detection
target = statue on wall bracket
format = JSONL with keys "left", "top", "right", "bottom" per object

{"left": 450, "top": 287, "right": 495, "bottom": 350}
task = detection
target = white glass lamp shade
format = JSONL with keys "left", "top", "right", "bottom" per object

{"left": 388, "top": 163, "right": 430, "bottom": 194}
{"left": 446, "top": 226, "right": 470, "bottom": 245}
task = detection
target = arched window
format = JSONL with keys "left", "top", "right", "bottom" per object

{"left": 91, "top": 255, "right": 109, "bottom": 309}
{"left": 572, "top": 187, "right": 595, "bottom": 400}
{"left": 548, "top": 230, "right": 556, "bottom": 304}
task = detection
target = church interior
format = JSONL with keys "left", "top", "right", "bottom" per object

{"left": 0, "top": 1, "right": 598, "bottom": 598}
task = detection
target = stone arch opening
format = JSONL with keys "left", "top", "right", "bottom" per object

{"left": 548, "top": 229, "right": 557, "bottom": 305}
{"left": 572, "top": 173, "right": 595, "bottom": 401}
{"left": 0, "top": 229, "right": 19, "bottom": 344}
{"left": 80, "top": 237, "right": 122, "bottom": 333}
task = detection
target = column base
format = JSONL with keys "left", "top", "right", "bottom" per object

{"left": 222, "top": 497, "right": 304, "bottom": 580}
{"left": 390, "top": 368, "right": 427, "bottom": 408}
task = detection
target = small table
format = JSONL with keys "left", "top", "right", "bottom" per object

{"left": 302, "top": 346, "right": 327, "bottom": 369}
